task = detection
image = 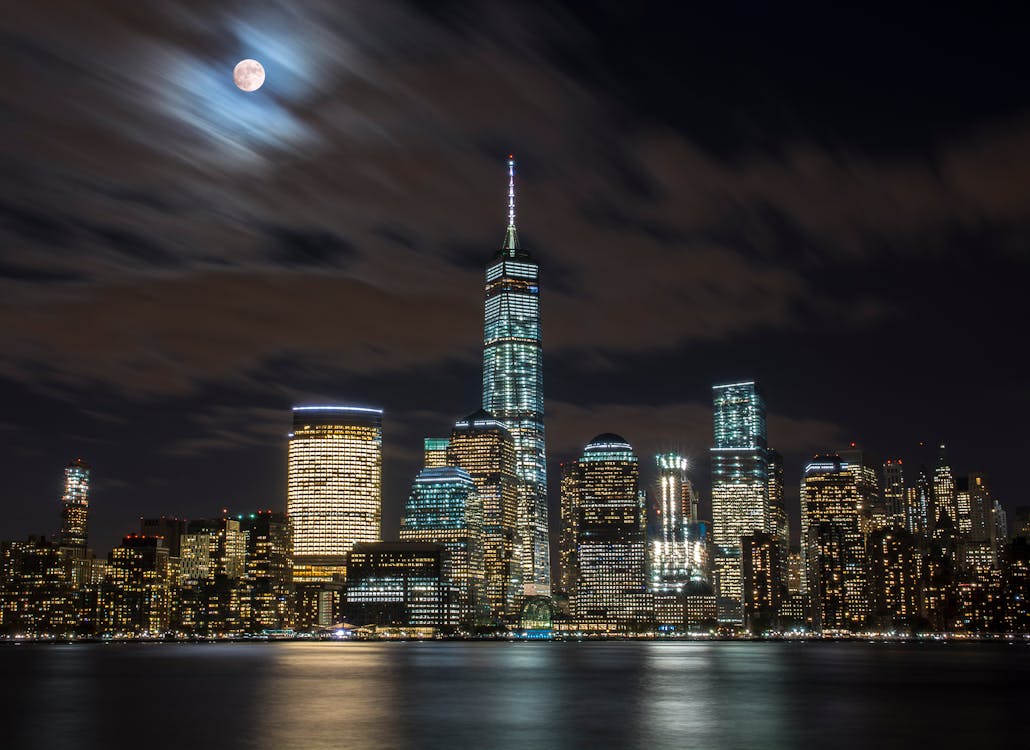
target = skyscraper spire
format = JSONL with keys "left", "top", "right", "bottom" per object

{"left": 502, "top": 154, "right": 520, "bottom": 255}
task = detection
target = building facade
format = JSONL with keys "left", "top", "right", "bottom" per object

{"left": 481, "top": 157, "right": 549, "bottom": 595}
{"left": 446, "top": 410, "right": 520, "bottom": 619}
{"left": 562, "top": 435, "right": 649, "bottom": 628}
{"left": 710, "top": 381, "right": 769, "bottom": 622}
{"left": 399, "top": 466, "right": 484, "bottom": 624}
{"left": 287, "top": 405, "right": 383, "bottom": 582}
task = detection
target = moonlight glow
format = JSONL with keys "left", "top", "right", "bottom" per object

{"left": 233, "top": 59, "right": 265, "bottom": 92}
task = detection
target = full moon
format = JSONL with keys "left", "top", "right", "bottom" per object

{"left": 233, "top": 59, "right": 265, "bottom": 92}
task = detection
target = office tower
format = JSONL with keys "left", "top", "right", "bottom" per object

{"left": 907, "top": 466, "right": 934, "bottom": 536}
{"left": 240, "top": 511, "right": 293, "bottom": 631}
{"left": 446, "top": 409, "right": 520, "bottom": 619}
{"left": 767, "top": 449, "right": 788, "bottom": 545}
{"left": 839, "top": 446, "right": 881, "bottom": 532}
{"left": 563, "top": 435, "right": 649, "bottom": 626}
{"left": 399, "top": 466, "right": 484, "bottom": 624}
{"left": 423, "top": 437, "right": 450, "bottom": 468}
{"left": 710, "top": 381, "right": 769, "bottom": 623}
{"left": 933, "top": 444, "right": 958, "bottom": 529}
{"left": 801, "top": 455, "right": 868, "bottom": 633}
{"left": 481, "top": 157, "right": 549, "bottom": 595}
{"left": 866, "top": 527, "right": 921, "bottom": 632}
{"left": 882, "top": 459, "right": 906, "bottom": 528}
{"left": 344, "top": 542, "right": 458, "bottom": 631}
{"left": 100, "top": 535, "right": 170, "bottom": 637}
{"left": 0, "top": 536, "right": 75, "bottom": 637}
{"left": 58, "top": 458, "right": 90, "bottom": 554}
{"left": 991, "top": 501, "right": 1008, "bottom": 557}
{"left": 651, "top": 453, "right": 696, "bottom": 595}
{"left": 293, "top": 582, "right": 343, "bottom": 631}
{"left": 287, "top": 405, "right": 383, "bottom": 582}
{"left": 741, "top": 532, "right": 786, "bottom": 633}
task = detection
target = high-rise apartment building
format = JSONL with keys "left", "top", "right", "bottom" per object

{"left": 100, "top": 535, "right": 170, "bottom": 637}
{"left": 59, "top": 459, "right": 90, "bottom": 554}
{"left": 562, "top": 435, "right": 649, "bottom": 627}
{"left": 399, "top": 466, "right": 484, "bottom": 624}
{"left": 481, "top": 157, "right": 549, "bottom": 595}
{"left": 741, "top": 531, "right": 786, "bottom": 633}
{"left": 867, "top": 526, "right": 921, "bottom": 632}
{"left": 801, "top": 455, "right": 868, "bottom": 633}
{"left": 446, "top": 409, "right": 520, "bottom": 619}
{"left": 933, "top": 444, "right": 958, "bottom": 529}
{"left": 287, "top": 405, "right": 383, "bottom": 582}
{"left": 767, "top": 449, "right": 788, "bottom": 545}
{"left": 240, "top": 511, "right": 293, "bottom": 631}
{"left": 710, "top": 381, "right": 769, "bottom": 622}
{"left": 883, "top": 459, "right": 906, "bottom": 528}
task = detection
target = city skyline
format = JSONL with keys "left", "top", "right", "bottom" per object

{"left": 1, "top": 2, "right": 1029, "bottom": 573}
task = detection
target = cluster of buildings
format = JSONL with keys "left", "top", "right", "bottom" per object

{"left": 2, "top": 159, "right": 1029, "bottom": 639}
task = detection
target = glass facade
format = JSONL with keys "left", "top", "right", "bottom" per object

{"left": 446, "top": 410, "right": 521, "bottom": 619}
{"left": 399, "top": 466, "right": 485, "bottom": 623}
{"left": 801, "top": 455, "right": 868, "bottom": 632}
{"left": 650, "top": 453, "right": 699, "bottom": 595}
{"left": 482, "top": 157, "right": 549, "bottom": 595}
{"left": 287, "top": 405, "right": 383, "bottom": 581}
{"left": 710, "top": 381, "right": 769, "bottom": 622}
{"left": 562, "top": 435, "right": 649, "bottom": 626}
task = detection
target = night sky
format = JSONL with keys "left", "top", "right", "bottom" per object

{"left": 2, "top": 2, "right": 1028, "bottom": 556}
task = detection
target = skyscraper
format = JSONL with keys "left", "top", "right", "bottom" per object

{"left": 767, "top": 449, "right": 788, "bottom": 546}
{"left": 710, "top": 381, "right": 769, "bottom": 622}
{"left": 867, "top": 526, "right": 921, "bottom": 632}
{"left": 562, "top": 434, "right": 649, "bottom": 627}
{"left": 741, "top": 531, "right": 786, "bottom": 634}
{"left": 399, "top": 466, "right": 485, "bottom": 624}
{"left": 651, "top": 453, "right": 696, "bottom": 595}
{"left": 446, "top": 410, "right": 520, "bottom": 619}
{"left": 59, "top": 458, "right": 90, "bottom": 553}
{"left": 882, "top": 459, "right": 906, "bottom": 528}
{"left": 839, "top": 446, "right": 881, "bottom": 532}
{"left": 481, "top": 157, "right": 549, "bottom": 595}
{"left": 801, "top": 455, "right": 869, "bottom": 633}
{"left": 933, "top": 444, "right": 958, "bottom": 529}
{"left": 287, "top": 405, "right": 383, "bottom": 582}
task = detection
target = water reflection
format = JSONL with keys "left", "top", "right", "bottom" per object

{"left": 1, "top": 641, "right": 1027, "bottom": 750}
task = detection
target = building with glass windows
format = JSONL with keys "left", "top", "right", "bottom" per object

{"left": 883, "top": 459, "right": 906, "bottom": 528}
{"left": 344, "top": 542, "right": 457, "bottom": 631}
{"left": 399, "top": 466, "right": 484, "bottom": 624}
{"left": 100, "top": 535, "right": 170, "bottom": 637}
{"left": 287, "top": 405, "right": 383, "bottom": 583}
{"left": 651, "top": 453, "right": 697, "bottom": 597}
{"left": 710, "top": 381, "right": 769, "bottom": 623}
{"left": 933, "top": 444, "right": 958, "bottom": 530}
{"left": 562, "top": 435, "right": 649, "bottom": 627}
{"left": 241, "top": 511, "right": 294, "bottom": 632}
{"left": 801, "top": 455, "right": 869, "bottom": 633}
{"left": 867, "top": 526, "right": 921, "bottom": 632}
{"left": 741, "top": 531, "right": 786, "bottom": 633}
{"left": 59, "top": 458, "right": 91, "bottom": 554}
{"left": 839, "top": 446, "right": 881, "bottom": 532}
{"left": 481, "top": 157, "right": 549, "bottom": 596}
{"left": 446, "top": 409, "right": 520, "bottom": 619}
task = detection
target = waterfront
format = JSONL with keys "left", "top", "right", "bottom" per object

{"left": 2, "top": 641, "right": 1028, "bottom": 749}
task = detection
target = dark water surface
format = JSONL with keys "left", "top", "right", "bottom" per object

{"left": 2, "top": 641, "right": 1028, "bottom": 749}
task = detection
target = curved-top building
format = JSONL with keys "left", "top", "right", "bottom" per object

{"left": 287, "top": 405, "right": 382, "bottom": 582}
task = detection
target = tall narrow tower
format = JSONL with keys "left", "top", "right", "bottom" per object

{"left": 482, "top": 156, "right": 549, "bottom": 595}
{"left": 59, "top": 458, "right": 91, "bottom": 554}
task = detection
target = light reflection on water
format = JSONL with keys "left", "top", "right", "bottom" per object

{"left": 2, "top": 641, "right": 1027, "bottom": 749}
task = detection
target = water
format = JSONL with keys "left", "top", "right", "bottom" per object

{"left": 2, "top": 641, "right": 1027, "bottom": 749}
